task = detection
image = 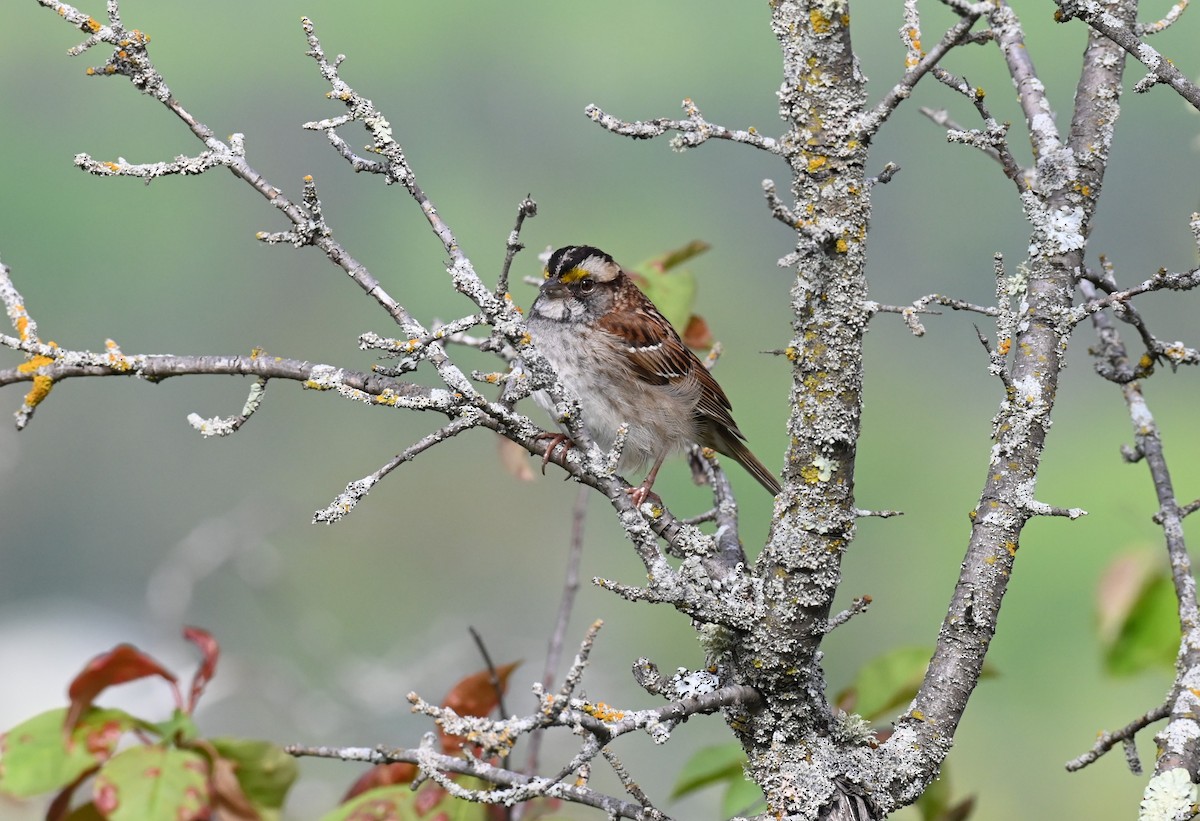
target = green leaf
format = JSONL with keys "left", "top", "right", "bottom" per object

{"left": 630, "top": 242, "right": 710, "bottom": 334}
{"left": 914, "top": 762, "right": 952, "bottom": 820}
{"left": 845, "top": 647, "right": 998, "bottom": 722}
{"left": 650, "top": 240, "right": 711, "bottom": 273}
{"left": 851, "top": 647, "right": 935, "bottom": 721}
{"left": 209, "top": 737, "right": 298, "bottom": 812}
{"left": 0, "top": 707, "right": 136, "bottom": 798}
{"left": 1104, "top": 571, "right": 1179, "bottom": 676}
{"left": 62, "top": 802, "right": 106, "bottom": 821}
{"left": 671, "top": 742, "right": 746, "bottom": 799}
{"left": 634, "top": 267, "right": 696, "bottom": 334}
{"left": 151, "top": 710, "right": 199, "bottom": 745}
{"left": 319, "top": 783, "right": 488, "bottom": 821}
{"left": 721, "top": 774, "right": 765, "bottom": 818}
{"left": 93, "top": 745, "right": 209, "bottom": 821}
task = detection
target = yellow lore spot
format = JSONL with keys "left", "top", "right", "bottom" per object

{"left": 558, "top": 267, "right": 590, "bottom": 285}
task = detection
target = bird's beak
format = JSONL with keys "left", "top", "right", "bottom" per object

{"left": 541, "top": 282, "right": 569, "bottom": 300}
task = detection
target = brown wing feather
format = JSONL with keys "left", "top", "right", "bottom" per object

{"left": 597, "top": 299, "right": 694, "bottom": 385}
{"left": 598, "top": 272, "right": 780, "bottom": 496}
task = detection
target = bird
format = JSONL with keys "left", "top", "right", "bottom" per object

{"left": 526, "top": 244, "right": 780, "bottom": 506}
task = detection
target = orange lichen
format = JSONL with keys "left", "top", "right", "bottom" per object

{"left": 17, "top": 355, "right": 53, "bottom": 374}
{"left": 583, "top": 702, "right": 626, "bottom": 722}
{"left": 24, "top": 375, "right": 54, "bottom": 408}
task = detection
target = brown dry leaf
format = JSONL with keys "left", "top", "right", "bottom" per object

{"left": 497, "top": 436, "right": 535, "bottom": 481}
{"left": 683, "top": 314, "right": 713, "bottom": 350}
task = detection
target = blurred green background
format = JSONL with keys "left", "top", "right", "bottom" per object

{"left": 1, "top": 1, "right": 1199, "bottom": 818}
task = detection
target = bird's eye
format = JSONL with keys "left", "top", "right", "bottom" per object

{"left": 578, "top": 278, "right": 596, "bottom": 295}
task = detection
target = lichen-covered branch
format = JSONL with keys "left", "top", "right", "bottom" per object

{"left": 18, "top": 0, "right": 1200, "bottom": 818}
{"left": 288, "top": 741, "right": 653, "bottom": 820}
{"left": 1066, "top": 702, "right": 1170, "bottom": 774}
{"left": 1080, "top": 274, "right": 1200, "bottom": 786}
{"left": 290, "top": 623, "right": 758, "bottom": 820}
{"left": 876, "top": 1, "right": 1137, "bottom": 809}
{"left": 1054, "top": 0, "right": 1200, "bottom": 108}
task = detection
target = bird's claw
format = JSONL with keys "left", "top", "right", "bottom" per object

{"left": 536, "top": 433, "right": 574, "bottom": 475}
{"left": 627, "top": 484, "right": 661, "bottom": 509}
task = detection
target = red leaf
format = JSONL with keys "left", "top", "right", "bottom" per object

{"left": 440, "top": 661, "right": 520, "bottom": 753}
{"left": 342, "top": 762, "right": 418, "bottom": 802}
{"left": 682, "top": 314, "right": 713, "bottom": 350}
{"left": 441, "top": 662, "right": 520, "bottom": 718}
{"left": 45, "top": 766, "right": 98, "bottom": 821}
{"left": 182, "top": 626, "right": 219, "bottom": 713}
{"left": 65, "top": 645, "right": 178, "bottom": 738}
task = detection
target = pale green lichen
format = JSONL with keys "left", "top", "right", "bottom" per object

{"left": 1139, "top": 768, "right": 1197, "bottom": 821}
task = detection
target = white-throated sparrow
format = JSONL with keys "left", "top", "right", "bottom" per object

{"left": 527, "top": 245, "right": 780, "bottom": 505}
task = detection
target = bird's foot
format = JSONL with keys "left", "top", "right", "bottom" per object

{"left": 536, "top": 432, "right": 575, "bottom": 474}
{"left": 627, "top": 482, "right": 661, "bottom": 509}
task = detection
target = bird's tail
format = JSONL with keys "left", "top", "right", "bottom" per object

{"left": 714, "top": 433, "right": 781, "bottom": 496}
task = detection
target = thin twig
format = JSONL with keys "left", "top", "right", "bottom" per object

{"left": 497, "top": 197, "right": 538, "bottom": 299}
{"left": 525, "top": 486, "right": 589, "bottom": 779}
{"left": 1080, "top": 278, "right": 1200, "bottom": 776}
{"left": 586, "top": 97, "right": 780, "bottom": 153}
{"left": 860, "top": 8, "right": 985, "bottom": 136}
{"left": 1065, "top": 703, "right": 1169, "bottom": 773}
{"left": 468, "top": 626, "right": 510, "bottom": 722}
{"left": 1054, "top": 0, "right": 1200, "bottom": 108}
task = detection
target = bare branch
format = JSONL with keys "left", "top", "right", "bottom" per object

{"left": 1136, "top": 1, "right": 1191, "bottom": 35}
{"left": 1024, "top": 500, "right": 1087, "bottom": 520}
{"left": 497, "top": 196, "right": 538, "bottom": 299}
{"left": 187, "top": 377, "right": 267, "bottom": 438}
{"left": 287, "top": 741, "right": 658, "bottom": 820}
{"left": 1066, "top": 703, "right": 1169, "bottom": 773}
{"left": 74, "top": 145, "right": 237, "bottom": 181}
{"left": 1054, "top": 0, "right": 1200, "bottom": 108}
{"left": 824, "top": 595, "right": 873, "bottom": 633}
{"left": 1070, "top": 267, "right": 1200, "bottom": 324}
{"left": 762, "top": 178, "right": 798, "bottom": 228}
{"left": 525, "top": 485, "right": 589, "bottom": 779}
{"left": 586, "top": 98, "right": 781, "bottom": 154}
{"left": 865, "top": 293, "right": 1000, "bottom": 337}
{"left": 859, "top": 7, "right": 985, "bottom": 136}
{"left": 312, "top": 417, "right": 481, "bottom": 524}
{"left": 1082, "top": 280, "right": 1200, "bottom": 777}
{"left": 928, "top": 68, "right": 1028, "bottom": 191}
